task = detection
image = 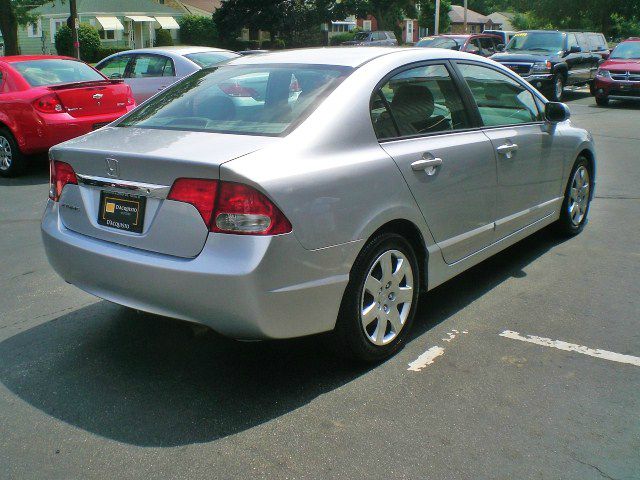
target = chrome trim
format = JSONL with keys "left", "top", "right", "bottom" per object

{"left": 76, "top": 174, "right": 171, "bottom": 199}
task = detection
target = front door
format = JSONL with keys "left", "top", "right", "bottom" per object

{"left": 405, "top": 20, "right": 414, "bottom": 44}
{"left": 455, "top": 62, "right": 554, "bottom": 239}
{"left": 370, "top": 63, "right": 497, "bottom": 264}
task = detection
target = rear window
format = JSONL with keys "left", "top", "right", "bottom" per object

{"left": 184, "top": 51, "right": 239, "bottom": 68}
{"left": 118, "top": 64, "right": 351, "bottom": 136}
{"left": 13, "top": 59, "right": 105, "bottom": 87}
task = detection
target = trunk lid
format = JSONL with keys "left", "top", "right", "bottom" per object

{"left": 50, "top": 80, "right": 131, "bottom": 117}
{"left": 52, "top": 127, "right": 279, "bottom": 258}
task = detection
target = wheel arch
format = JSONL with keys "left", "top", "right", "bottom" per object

{"left": 577, "top": 148, "right": 596, "bottom": 200}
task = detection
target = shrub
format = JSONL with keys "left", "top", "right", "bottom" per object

{"left": 94, "top": 47, "right": 130, "bottom": 62}
{"left": 178, "top": 15, "right": 217, "bottom": 46}
{"left": 329, "top": 32, "right": 356, "bottom": 46}
{"left": 55, "top": 23, "right": 102, "bottom": 62}
{"left": 154, "top": 28, "right": 174, "bottom": 46}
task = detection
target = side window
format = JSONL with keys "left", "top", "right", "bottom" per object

{"left": 370, "top": 64, "right": 470, "bottom": 140}
{"left": 457, "top": 63, "right": 541, "bottom": 127}
{"left": 130, "top": 55, "right": 175, "bottom": 78}
{"left": 479, "top": 37, "right": 496, "bottom": 55}
{"left": 576, "top": 33, "right": 590, "bottom": 52}
{"left": 567, "top": 33, "right": 579, "bottom": 51}
{"left": 97, "top": 55, "right": 132, "bottom": 79}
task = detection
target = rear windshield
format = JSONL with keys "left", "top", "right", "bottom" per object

{"left": 13, "top": 59, "right": 105, "bottom": 86}
{"left": 611, "top": 42, "right": 640, "bottom": 59}
{"left": 184, "top": 51, "right": 239, "bottom": 68}
{"left": 506, "top": 32, "right": 564, "bottom": 52}
{"left": 118, "top": 64, "right": 351, "bottom": 136}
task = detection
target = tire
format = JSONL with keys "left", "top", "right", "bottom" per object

{"left": 589, "top": 80, "right": 596, "bottom": 96}
{"left": 595, "top": 96, "right": 609, "bottom": 107}
{"left": 555, "top": 156, "right": 592, "bottom": 237}
{"left": 548, "top": 73, "right": 565, "bottom": 102}
{"left": 0, "top": 127, "right": 25, "bottom": 178}
{"left": 334, "top": 232, "right": 420, "bottom": 363}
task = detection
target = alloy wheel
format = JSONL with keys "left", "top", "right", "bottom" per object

{"left": 568, "top": 165, "right": 590, "bottom": 226}
{"left": 0, "top": 136, "right": 12, "bottom": 172}
{"left": 360, "top": 249, "right": 414, "bottom": 346}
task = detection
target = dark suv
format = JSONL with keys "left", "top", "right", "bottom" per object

{"left": 341, "top": 31, "right": 398, "bottom": 46}
{"left": 491, "top": 30, "right": 603, "bottom": 101}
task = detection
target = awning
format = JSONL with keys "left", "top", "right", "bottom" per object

{"left": 95, "top": 16, "right": 124, "bottom": 31}
{"left": 331, "top": 21, "right": 356, "bottom": 25}
{"left": 154, "top": 16, "right": 180, "bottom": 30}
{"left": 125, "top": 15, "right": 155, "bottom": 22}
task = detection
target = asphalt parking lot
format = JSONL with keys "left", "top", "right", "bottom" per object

{"left": 1, "top": 90, "right": 639, "bottom": 480}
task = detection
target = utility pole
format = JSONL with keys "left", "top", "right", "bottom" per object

{"left": 69, "top": 0, "right": 79, "bottom": 59}
{"left": 434, "top": 0, "right": 440, "bottom": 35}
{"left": 464, "top": 0, "right": 468, "bottom": 33}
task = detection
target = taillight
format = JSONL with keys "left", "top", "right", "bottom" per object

{"left": 167, "top": 178, "right": 218, "bottom": 225}
{"left": 49, "top": 159, "right": 77, "bottom": 201}
{"left": 167, "top": 179, "right": 292, "bottom": 235}
{"left": 126, "top": 85, "right": 135, "bottom": 105}
{"left": 34, "top": 93, "right": 66, "bottom": 113}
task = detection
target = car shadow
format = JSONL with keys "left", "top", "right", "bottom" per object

{"left": 0, "top": 227, "right": 566, "bottom": 447}
{"left": 0, "top": 154, "right": 48, "bottom": 186}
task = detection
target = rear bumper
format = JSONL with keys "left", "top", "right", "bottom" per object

{"left": 42, "top": 200, "right": 359, "bottom": 339}
{"left": 20, "top": 107, "right": 134, "bottom": 154}
{"left": 593, "top": 77, "right": 640, "bottom": 99}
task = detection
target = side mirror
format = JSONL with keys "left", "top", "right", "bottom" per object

{"left": 545, "top": 102, "right": 570, "bottom": 123}
{"left": 567, "top": 45, "right": 582, "bottom": 54}
{"left": 601, "top": 52, "right": 610, "bottom": 60}
{"left": 496, "top": 44, "right": 505, "bottom": 51}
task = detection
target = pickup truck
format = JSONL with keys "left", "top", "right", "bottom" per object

{"left": 491, "top": 30, "right": 604, "bottom": 101}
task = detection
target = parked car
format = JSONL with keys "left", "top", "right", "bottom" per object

{"left": 342, "top": 31, "right": 398, "bottom": 46}
{"left": 0, "top": 55, "right": 135, "bottom": 177}
{"left": 95, "top": 46, "right": 240, "bottom": 104}
{"left": 415, "top": 34, "right": 503, "bottom": 57}
{"left": 491, "top": 30, "right": 603, "bottom": 101}
{"left": 236, "top": 50, "right": 270, "bottom": 56}
{"left": 593, "top": 37, "right": 640, "bottom": 106}
{"left": 483, "top": 29, "right": 515, "bottom": 45}
{"left": 42, "top": 47, "right": 595, "bottom": 362}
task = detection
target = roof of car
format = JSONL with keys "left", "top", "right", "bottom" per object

{"left": 1, "top": 55, "right": 76, "bottom": 64}
{"left": 226, "top": 46, "right": 495, "bottom": 68}
{"left": 622, "top": 37, "right": 640, "bottom": 42}
{"left": 228, "top": 47, "right": 405, "bottom": 67}
{"left": 114, "top": 46, "right": 236, "bottom": 56}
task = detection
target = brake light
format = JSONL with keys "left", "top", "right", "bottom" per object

{"left": 167, "top": 178, "right": 218, "bottom": 225}
{"left": 167, "top": 179, "right": 292, "bottom": 235}
{"left": 34, "top": 93, "right": 66, "bottom": 113}
{"left": 49, "top": 160, "right": 77, "bottom": 201}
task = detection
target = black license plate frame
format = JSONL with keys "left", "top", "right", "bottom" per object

{"left": 98, "top": 191, "right": 146, "bottom": 234}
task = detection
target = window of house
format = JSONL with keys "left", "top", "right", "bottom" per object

{"left": 363, "top": 20, "right": 372, "bottom": 32}
{"left": 99, "top": 29, "right": 116, "bottom": 40}
{"left": 27, "top": 19, "right": 42, "bottom": 38}
{"left": 457, "top": 63, "right": 541, "bottom": 127}
{"left": 371, "top": 64, "right": 470, "bottom": 140}
{"left": 50, "top": 18, "right": 66, "bottom": 43}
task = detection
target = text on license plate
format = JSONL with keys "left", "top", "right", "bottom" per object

{"left": 98, "top": 191, "right": 146, "bottom": 233}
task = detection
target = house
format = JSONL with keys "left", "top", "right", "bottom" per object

{"left": 17, "top": 0, "right": 184, "bottom": 55}
{"left": 448, "top": 5, "right": 500, "bottom": 33}
{"left": 354, "top": 15, "right": 420, "bottom": 44}
{"left": 160, "top": 0, "right": 221, "bottom": 16}
{"left": 487, "top": 12, "right": 515, "bottom": 32}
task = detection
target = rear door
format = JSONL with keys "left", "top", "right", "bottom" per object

{"left": 455, "top": 61, "right": 558, "bottom": 239}
{"left": 371, "top": 62, "right": 498, "bottom": 264}
{"left": 126, "top": 54, "right": 177, "bottom": 103}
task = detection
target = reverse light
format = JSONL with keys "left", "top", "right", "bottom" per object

{"left": 167, "top": 178, "right": 292, "bottom": 235}
{"left": 49, "top": 160, "right": 77, "bottom": 201}
{"left": 33, "top": 93, "right": 66, "bottom": 113}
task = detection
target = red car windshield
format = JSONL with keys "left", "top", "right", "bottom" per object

{"left": 610, "top": 42, "right": 640, "bottom": 60}
{"left": 13, "top": 59, "right": 105, "bottom": 87}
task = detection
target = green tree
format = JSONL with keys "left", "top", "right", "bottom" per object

{"left": 55, "top": 23, "right": 101, "bottom": 61}
{"left": 417, "top": 0, "right": 452, "bottom": 34}
{"left": 154, "top": 28, "right": 174, "bottom": 47}
{"left": 179, "top": 14, "right": 218, "bottom": 46}
{"left": 0, "top": 0, "right": 48, "bottom": 55}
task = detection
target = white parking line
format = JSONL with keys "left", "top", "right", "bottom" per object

{"left": 499, "top": 330, "right": 640, "bottom": 367}
{"left": 407, "top": 346, "right": 445, "bottom": 372}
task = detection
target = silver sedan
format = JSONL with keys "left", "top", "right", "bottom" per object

{"left": 42, "top": 47, "right": 595, "bottom": 362}
{"left": 95, "top": 46, "right": 240, "bottom": 103}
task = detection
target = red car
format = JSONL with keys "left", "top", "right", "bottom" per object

{"left": 415, "top": 34, "right": 504, "bottom": 57}
{"left": 0, "top": 55, "right": 135, "bottom": 176}
{"left": 593, "top": 38, "right": 640, "bottom": 106}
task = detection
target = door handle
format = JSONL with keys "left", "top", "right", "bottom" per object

{"left": 411, "top": 157, "right": 443, "bottom": 175}
{"left": 496, "top": 143, "right": 518, "bottom": 158}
